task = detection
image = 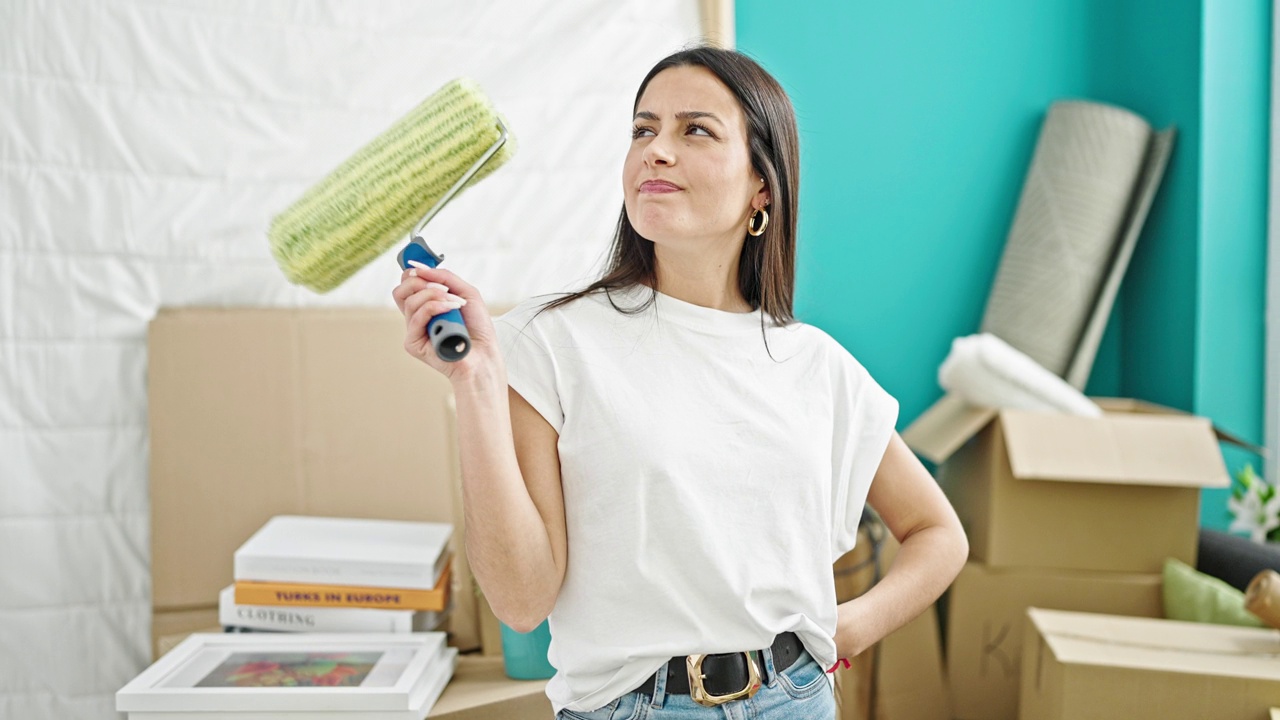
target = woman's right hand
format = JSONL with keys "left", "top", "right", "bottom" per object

{"left": 392, "top": 262, "right": 502, "bottom": 384}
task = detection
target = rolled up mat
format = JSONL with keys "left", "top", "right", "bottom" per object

{"left": 1245, "top": 569, "right": 1280, "bottom": 629}
{"left": 980, "top": 101, "right": 1172, "bottom": 384}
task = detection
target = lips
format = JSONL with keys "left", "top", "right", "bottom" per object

{"left": 639, "top": 179, "right": 681, "bottom": 193}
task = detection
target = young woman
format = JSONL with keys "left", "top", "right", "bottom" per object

{"left": 393, "top": 46, "right": 967, "bottom": 720}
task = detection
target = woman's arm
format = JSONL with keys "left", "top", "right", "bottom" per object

{"left": 451, "top": 375, "right": 569, "bottom": 633}
{"left": 393, "top": 264, "right": 568, "bottom": 633}
{"left": 833, "top": 432, "right": 968, "bottom": 661}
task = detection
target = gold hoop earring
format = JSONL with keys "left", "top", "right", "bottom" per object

{"left": 747, "top": 207, "right": 769, "bottom": 236}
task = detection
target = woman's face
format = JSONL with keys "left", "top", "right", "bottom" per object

{"left": 623, "top": 65, "right": 768, "bottom": 249}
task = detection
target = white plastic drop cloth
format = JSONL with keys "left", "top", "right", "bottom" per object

{"left": 0, "top": 2, "right": 701, "bottom": 717}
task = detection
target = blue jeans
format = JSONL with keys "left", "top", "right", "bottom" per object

{"left": 556, "top": 645, "right": 836, "bottom": 720}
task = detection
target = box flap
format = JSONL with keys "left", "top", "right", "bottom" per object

{"left": 1001, "top": 409, "right": 1229, "bottom": 488}
{"left": 1027, "top": 608, "right": 1280, "bottom": 682}
{"left": 1092, "top": 397, "right": 1265, "bottom": 455}
{"left": 903, "top": 393, "right": 1260, "bottom": 467}
{"left": 1091, "top": 397, "right": 1169, "bottom": 414}
{"left": 901, "top": 393, "right": 998, "bottom": 464}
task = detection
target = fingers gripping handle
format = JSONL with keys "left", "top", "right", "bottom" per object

{"left": 398, "top": 237, "right": 471, "bottom": 362}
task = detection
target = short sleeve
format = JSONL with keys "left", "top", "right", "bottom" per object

{"left": 493, "top": 303, "right": 564, "bottom": 433}
{"left": 829, "top": 348, "right": 899, "bottom": 562}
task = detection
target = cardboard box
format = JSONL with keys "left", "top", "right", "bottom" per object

{"left": 477, "top": 585, "right": 506, "bottom": 658}
{"left": 148, "top": 308, "right": 497, "bottom": 653}
{"left": 150, "top": 608, "right": 220, "bottom": 661}
{"left": 427, "top": 654, "right": 551, "bottom": 719}
{"left": 902, "top": 395, "right": 1237, "bottom": 573}
{"left": 947, "top": 562, "right": 1162, "bottom": 720}
{"left": 832, "top": 519, "right": 950, "bottom": 720}
{"left": 1021, "top": 608, "right": 1280, "bottom": 720}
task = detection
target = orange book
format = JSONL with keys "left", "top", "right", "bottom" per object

{"left": 234, "top": 558, "right": 451, "bottom": 611}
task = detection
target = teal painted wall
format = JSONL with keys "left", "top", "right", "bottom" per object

{"left": 1196, "top": 1, "right": 1270, "bottom": 526}
{"left": 1085, "top": 0, "right": 1202, "bottom": 416}
{"left": 736, "top": 1, "right": 1097, "bottom": 428}
{"left": 738, "top": 0, "right": 1270, "bottom": 531}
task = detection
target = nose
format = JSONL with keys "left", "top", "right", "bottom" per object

{"left": 642, "top": 130, "right": 675, "bottom": 167}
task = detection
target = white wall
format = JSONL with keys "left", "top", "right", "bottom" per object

{"left": 0, "top": 2, "right": 702, "bottom": 717}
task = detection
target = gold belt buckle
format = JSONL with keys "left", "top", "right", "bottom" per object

{"left": 686, "top": 651, "right": 762, "bottom": 708}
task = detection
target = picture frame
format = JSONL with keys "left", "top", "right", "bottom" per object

{"left": 117, "top": 632, "right": 456, "bottom": 719}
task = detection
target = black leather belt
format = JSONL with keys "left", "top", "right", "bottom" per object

{"left": 634, "top": 632, "right": 805, "bottom": 700}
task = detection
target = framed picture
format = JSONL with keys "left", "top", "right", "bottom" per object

{"left": 117, "top": 632, "right": 456, "bottom": 719}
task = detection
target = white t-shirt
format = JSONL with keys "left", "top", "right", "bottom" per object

{"left": 493, "top": 284, "right": 899, "bottom": 715}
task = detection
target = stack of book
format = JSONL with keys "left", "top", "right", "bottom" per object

{"left": 118, "top": 517, "right": 458, "bottom": 720}
{"left": 225, "top": 516, "right": 454, "bottom": 635}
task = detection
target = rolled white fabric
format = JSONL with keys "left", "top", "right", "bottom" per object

{"left": 939, "top": 333, "right": 1103, "bottom": 417}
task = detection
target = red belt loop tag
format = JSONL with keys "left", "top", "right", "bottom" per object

{"left": 826, "top": 657, "right": 851, "bottom": 673}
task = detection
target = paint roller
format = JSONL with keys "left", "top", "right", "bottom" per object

{"left": 268, "top": 78, "right": 516, "bottom": 361}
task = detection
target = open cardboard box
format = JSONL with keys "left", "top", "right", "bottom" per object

{"left": 902, "top": 394, "right": 1249, "bottom": 573}
{"left": 1020, "top": 608, "right": 1280, "bottom": 720}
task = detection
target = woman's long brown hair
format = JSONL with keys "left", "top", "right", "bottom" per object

{"left": 537, "top": 46, "right": 801, "bottom": 340}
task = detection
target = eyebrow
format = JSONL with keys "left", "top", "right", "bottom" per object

{"left": 633, "top": 110, "right": 724, "bottom": 125}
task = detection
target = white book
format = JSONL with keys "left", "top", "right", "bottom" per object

{"left": 234, "top": 516, "right": 452, "bottom": 589}
{"left": 218, "top": 586, "right": 447, "bottom": 634}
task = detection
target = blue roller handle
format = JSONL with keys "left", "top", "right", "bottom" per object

{"left": 397, "top": 236, "right": 471, "bottom": 362}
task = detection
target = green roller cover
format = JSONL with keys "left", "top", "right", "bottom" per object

{"left": 269, "top": 77, "right": 516, "bottom": 292}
